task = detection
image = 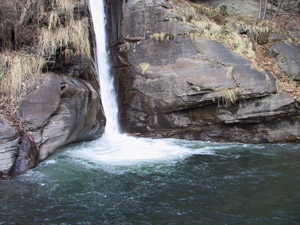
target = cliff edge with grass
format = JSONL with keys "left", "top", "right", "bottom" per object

{"left": 0, "top": 0, "right": 106, "bottom": 176}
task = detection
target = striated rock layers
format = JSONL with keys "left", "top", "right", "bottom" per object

{"left": 0, "top": 73, "right": 105, "bottom": 176}
{"left": 106, "top": 0, "right": 300, "bottom": 142}
{"left": 0, "top": 116, "right": 20, "bottom": 176}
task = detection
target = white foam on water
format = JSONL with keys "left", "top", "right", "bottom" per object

{"left": 68, "top": 133, "right": 214, "bottom": 166}
{"left": 44, "top": 159, "right": 56, "bottom": 165}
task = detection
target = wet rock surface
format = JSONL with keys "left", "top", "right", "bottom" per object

{"left": 106, "top": 0, "right": 300, "bottom": 143}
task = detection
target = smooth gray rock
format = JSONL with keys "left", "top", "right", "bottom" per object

{"left": 18, "top": 74, "right": 61, "bottom": 129}
{"left": 0, "top": 116, "right": 19, "bottom": 175}
{"left": 269, "top": 42, "right": 300, "bottom": 80}
{"left": 17, "top": 73, "right": 106, "bottom": 161}
{"left": 268, "top": 33, "right": 285, "bottom": 43}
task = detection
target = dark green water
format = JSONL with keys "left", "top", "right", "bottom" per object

{"left": 0, "top": 140, "right": 299, "bottom": 224}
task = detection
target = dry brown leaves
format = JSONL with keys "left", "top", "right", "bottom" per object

{"left": 252, "top": 43, "right": 300, "bottom": 101}
{"left": 0, "top": 95, "right": 25, "bottom": 131}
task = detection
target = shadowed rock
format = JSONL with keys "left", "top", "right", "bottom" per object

{"left": 11, "top": 132, "right": 38, "bottom": 176}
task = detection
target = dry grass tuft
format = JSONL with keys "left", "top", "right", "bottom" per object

{"left": 18, "top": 0, "right": 48, "bottom": 25}
{"left": 0, "top": 52, "right": 46, "bottom": 101}
{"left": 247, "top": 22, "right": 271, "bottom": 45}
{"left": 138, "top": 63, "right": 150, "bottom": 75}
{"left": 189, "top": 32, "right": 200, "bottom": 42}
{"left": 190, "top": 19, "right": 256, "bottom": 59}
{"left": 48, "top": 11, "right": 61, "bottom": 31}
{"left": 171, "top": 0, "right": 256, "bottom": 59}
{"left": 151, "top": 32, "right": 176, "bottom": 42}
{"left": 39, "top": 18, "right": 91, "bottom": 57}
{"left": 40, "top": 0, "right": 90, "bottom": 57}
{"left": 54, "top": 0, "right": 81, "bottom": 14}
{"left": 172, "top": 0, "right": 196, "bottom": 22}
{"left": 220, "top": 87, "right": 242, "bottom": 106}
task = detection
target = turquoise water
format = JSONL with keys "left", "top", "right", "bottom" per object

{"left": 0, "top": 140, "right": 299, "bottom": 224}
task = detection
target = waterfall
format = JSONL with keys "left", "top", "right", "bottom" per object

{"left": 89, "top": 0, "right": 119, "bottom": 136}
{"left": 71, "top": 0, "right": 212, "bottom": 166}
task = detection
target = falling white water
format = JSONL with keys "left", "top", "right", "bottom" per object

{"left": 89, "top": 0, "right": 119, "bottom": 136}
{"left": 68, "top": 0, "right": 214, "bottom": 167}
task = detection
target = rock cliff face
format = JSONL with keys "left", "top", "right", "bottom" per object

{"left": 106, "top": 0, "right": 300, "bottom": 142}
{"left": 0, "top": 0, "right": 106, "bottom": 176}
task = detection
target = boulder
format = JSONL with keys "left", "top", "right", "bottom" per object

{"left": 269, "top": 41, "right": 300, "bottom": 81}
{"left": 0, "top": 116, "right": 19, "bottom": 175}
{"left": 18, "top": 72, "right": 106, "bottom": 161}
{"left": 106, "top": 0, "right": 300, "bottom": 143}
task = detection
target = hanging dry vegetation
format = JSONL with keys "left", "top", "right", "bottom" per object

{"left": 0, "top": 52, "right": 46, "bottom": 99}
{"left": 0, "top": 0, "right": 91, "bottom": 103}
